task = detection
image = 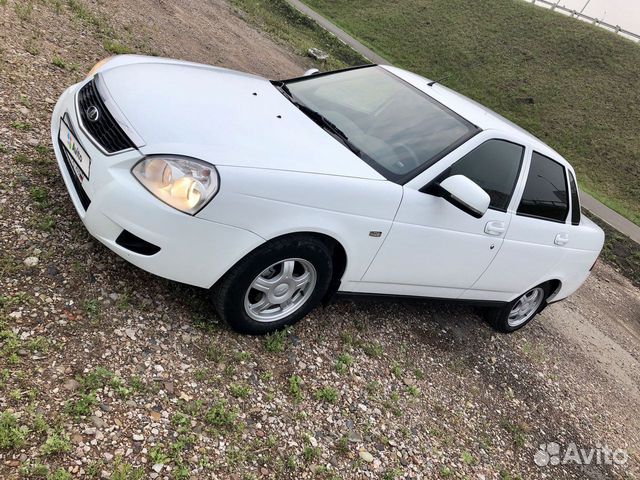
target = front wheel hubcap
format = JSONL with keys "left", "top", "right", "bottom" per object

{"left": 507, "top": 287, "right": 545, "bottom": 327}
{"left": 244, "top": 258, "right": 317, "bottom": 323}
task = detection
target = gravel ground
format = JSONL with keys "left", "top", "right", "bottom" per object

{"left": 0, "top": 1, "right": 639, "bottom": 479}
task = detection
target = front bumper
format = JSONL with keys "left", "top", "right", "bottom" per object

{"left": 51, "top": 81, "right": 264, "bottom": 288}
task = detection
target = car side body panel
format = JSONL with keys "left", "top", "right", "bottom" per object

{"left": 198, "top": 166, "right": 403, "bottom": 284}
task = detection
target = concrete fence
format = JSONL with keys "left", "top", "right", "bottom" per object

{"left": 528, "top": 0, "right": 640, "bottom": 43}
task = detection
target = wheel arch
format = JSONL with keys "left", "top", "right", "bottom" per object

{"left": 212, "top": 231, "right": 348, "bottom": 297}
{"left": 543, "top": 278, "right": 562, "bottom": 302}
{"left": 506, "top": 278, "right": 562, "bottom": 303}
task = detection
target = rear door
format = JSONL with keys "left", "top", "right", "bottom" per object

{"left": 463, "top": 150, "right": 570, "bottom": 300}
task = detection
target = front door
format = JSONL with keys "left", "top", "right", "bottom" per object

{"left": 361, "top": 137, "right": 526, "bottom": 298}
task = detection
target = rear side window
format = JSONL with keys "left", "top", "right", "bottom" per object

{"left": 568, "top": 172, "right": 581, "bottom": 225}
{"left": 517, "top": 152, "right": 568, "bottom": 223}
{"left": 435, "top": 139, "right": 524, "bottom": 211}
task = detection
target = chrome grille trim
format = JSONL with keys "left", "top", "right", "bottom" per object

{"left": 75, "top": 74, "right": 143, "bottom": 154}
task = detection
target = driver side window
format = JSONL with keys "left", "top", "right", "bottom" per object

{"left": 435, "top": 139, "right": 524, "bottom": 212}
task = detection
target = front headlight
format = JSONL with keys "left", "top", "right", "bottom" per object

{"left": 86, "top": 56, "right": 114, "bottom": 78}
{"left": 132, "top": 156, "right": 219, "bottom": 214}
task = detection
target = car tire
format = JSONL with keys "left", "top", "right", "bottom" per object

{"left": 485, "top": 283, "right": 550, "bottom": 333}
{"left": 213, "top": 235, "right": 333, "bottom": 334}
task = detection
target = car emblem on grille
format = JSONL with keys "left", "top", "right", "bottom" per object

{"left": 86, "top": 106, "right": 100, "bottom": 123}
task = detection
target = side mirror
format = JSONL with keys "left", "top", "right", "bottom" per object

{"left": 436, "top": 175, "right": 490, "bottom": 218}
{"left": 303, "top": 68, "right": 320, "bottom": 76}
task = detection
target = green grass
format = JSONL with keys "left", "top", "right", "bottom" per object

{"left": 264, "top": 328, "right": 290, "bottom": 353}
{"left": 0, "top": 411, "right": 28, "bottom": 450}
{"left": 14, "top": 151, "right": 52, "bottom": 177}
{"left": 500, "top": 420, "right": 528, "bottom": 448}
{"left": 64, "top": 392, "right": 96, "bottom": 418}
{"left": 302, "top": 445, "right": 320, "bottom": 462}
{"left": 289, "top": 374, "right": 303, "bottom": 402}
{"left": 335, "top": 352, "right": 353, "bottom": 374}
{"left": 361, "top": 341, "right": 383, "bottom": 358}
{"left": 314, "top": 386, "right": 338, "bottom": 403}
{"left": 67, "top": 0, "right": 110, "bottom": 33}
{"left": 406, "top": 385, "right": 421, "bottom": 397}
{"left": 587, "top": 213, "right": 640, "bottom": 287}
{"left": 83, "top": 299, "right": 100, "bottom": 319}
{"left": 461, "top": 450, "right": 476, "bottom": 465}
{"left": 14, "top": 0, "right": 33, "bottom": 21}
{"left": 229, "top": 383, "right": 252, "bottom": 399}
{"left": 204, "top": 399, "right": 238, "bottom": 428}
{"left": 230, "top": 0, "right": 367, "bottom": 71}
{"left": 11, "top": 120, "right": 31, "bottom": 131}
{"left": 110, "top": 457, "right": 144, "bottom": 480}
{"left": 103, "top": 39, "right": 132, "bottom": 55}
{"left": 30, "top": 186, "right": 49, "bottom": 206}
{"left": 51, "top": 57, "right": 67, "bottom": 69}
{"left": 49, "top": 468, "right": 72, "bottom": 480}
{"left": 298, "top": 0, "right": 639, "bottom": 225}
{"left": 19, "top": 462, "right": 50, "bottom": 478}
{"left": 41, "top": 431, "right": 72, "bottom": 456}
{"left": 64, "top": 367, "right": 135, "bottom": 419}
{"left": 149, "top": 445, "right": 170, "bottom": 465}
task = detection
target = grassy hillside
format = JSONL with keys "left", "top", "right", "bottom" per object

{"left": 230, "top": 0, "right": 367, "bottom": 71}
{"left": 301, "top": 0, "right": 640, "bottom": 225}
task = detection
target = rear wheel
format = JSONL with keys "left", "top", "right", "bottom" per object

{"left": 213, "top": 236, "right": 333, "bottom": 334}
{"left": 485, "top": 284, "right": 549, "bottom": 333}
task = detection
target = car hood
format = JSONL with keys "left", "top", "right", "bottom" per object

{"left": 99, "top": 59, "right": 384, "bottom": 180}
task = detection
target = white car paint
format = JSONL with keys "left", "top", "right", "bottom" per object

{"left": 100, "top": 59, "right": 383, "bottom": 180}
{"left": 51, "top": 55, "right": 604, "bottom": 309}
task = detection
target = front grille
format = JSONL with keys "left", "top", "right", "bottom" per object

{"left": 58, "top": 139, "right": 91, "bottom": 211}
{"left": 77, "top": 79, "right": 135, "bottom": 153}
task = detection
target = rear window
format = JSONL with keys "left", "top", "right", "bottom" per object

{"left": 517, "top": 152, "right": 568, "bottom": 223}
{"left": 568, "top": 171, "right": 581, "bottom": 225}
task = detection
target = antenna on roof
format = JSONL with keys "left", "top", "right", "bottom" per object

{"left": 427, "top": 73, "right": 453, "bottom": 87}
{"left": 426, "top": 60, "right": 486, "bottom": 87}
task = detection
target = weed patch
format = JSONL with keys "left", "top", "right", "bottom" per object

{"left": 0, "top": 411, "right": 28, "bottom": 450}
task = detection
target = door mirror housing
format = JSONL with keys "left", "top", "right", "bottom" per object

{"left": 303, "top": 68, "right": 320, "bottom": 76}
{"left": 437, "top": 175, "right": 490, "bottom": 218}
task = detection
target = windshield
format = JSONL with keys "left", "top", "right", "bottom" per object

{"left": 283, "top": 66, "right": 476, "bottom": 183}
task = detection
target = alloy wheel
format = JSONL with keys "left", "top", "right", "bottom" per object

{"left": 244, "top": 258, "right": 317, "bottom": 323}
{"left": 507, "top": 287, "right": 545, "bottom": 327}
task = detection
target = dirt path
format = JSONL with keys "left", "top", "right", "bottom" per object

{"left": 0, "top": 1, "right": 638, "bottom": 479}
{"left": 99, "top": 0, "right": 304, "bottom": 78}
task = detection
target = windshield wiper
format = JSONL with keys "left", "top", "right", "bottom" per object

{"left": 275, "top": 82, "right": 362, "bottom": 157}
{"left": 297, "top": 105, "right": 361, "bottom": 155}
{"left": 277, "top": 81, "right": 294, "bottom": 100}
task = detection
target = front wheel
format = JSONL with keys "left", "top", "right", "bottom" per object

{"left": 213, "top": 236, "right": 333, "bottom": 334}
{"left": 485, "top": 284, "right": 549, "bottom": 333}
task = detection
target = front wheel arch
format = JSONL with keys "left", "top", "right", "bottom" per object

{"left": 213, "top": 231, "right": 348, "bottom": 296}
{"left": 213, "top": 234, "right": 335, "bottom": 333}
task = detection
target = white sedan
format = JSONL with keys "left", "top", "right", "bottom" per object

{"left": 51, "top": 55, "right": 604, "bottom": 334}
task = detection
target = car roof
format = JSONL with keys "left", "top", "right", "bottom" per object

{"left": 381, "top": 65, "right": 572, "bottom": 170}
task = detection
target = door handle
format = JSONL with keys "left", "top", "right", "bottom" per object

{"left": 484, "top": 221, "right": 506, "bottom": 236}
{"left": 555, "top": 233, "right": 569, "bottom": 246}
